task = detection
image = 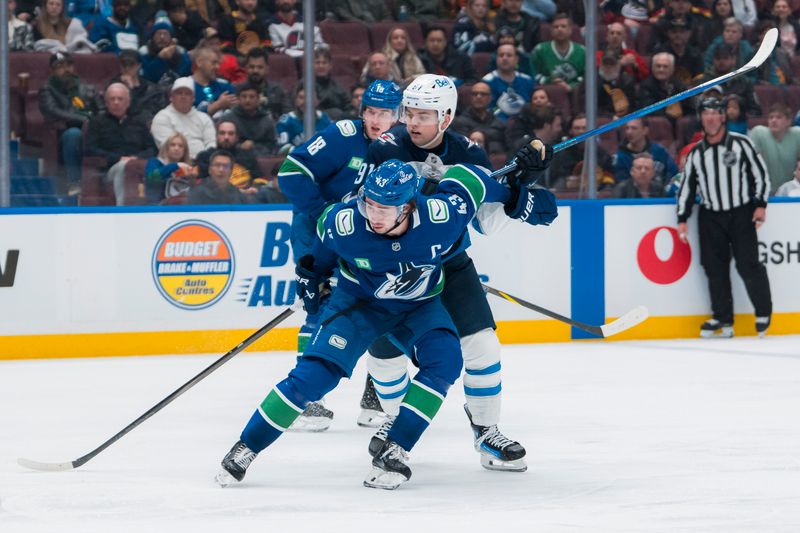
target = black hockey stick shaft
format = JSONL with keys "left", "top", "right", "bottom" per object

{"left": 483, "top": 284, "right": 604, "bottom": 337}
{"left": 19, "top": 306, "right": 297, "bottom": 471}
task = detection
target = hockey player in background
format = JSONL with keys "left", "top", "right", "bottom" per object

{"left": 359, "top": 73, "right": 556, "bottom": 472}
{"left": 216, "top": 154, "right": 555, "bottom": 490}
{"left": 277, "top": 79, "right": 403, "bottom": 431}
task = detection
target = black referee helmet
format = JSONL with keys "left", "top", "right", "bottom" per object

{"left": 697, "top": 95, "right": 726, "bottom": 121}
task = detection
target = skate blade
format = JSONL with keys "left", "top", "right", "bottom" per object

{"left": 363, "top": 467, "right": 408, "bottom": 490}
{"left": 700, "top": 328, "right": 734, "bottom": 339}
{"left": 287, "top": 416, "right": 332, "bottom": 432}
{"left": 357, "top": 409, "right": 386, "bottom": 428}
{"left": 480, "top": 454, "right": 528, "bottom": 472}
{"left": 215, "top": 468, "right": 239, "bottom": 488}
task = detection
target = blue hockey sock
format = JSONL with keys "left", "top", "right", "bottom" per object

{"left": 387, "top": 373, "right": 449, "bottom": 451}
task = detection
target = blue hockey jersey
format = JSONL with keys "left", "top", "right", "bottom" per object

{"left": 278, "top": 119, "right": 370, "bottom": 218}
{"left": 311, "top": 164, "right": 510, "bottom": 313}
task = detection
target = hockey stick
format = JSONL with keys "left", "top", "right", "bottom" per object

{"left": 483, "top": 284, "right": 648, "bottom": 338}
{"left": 489, "top": 28, "right": 779, "bottom": 179}
{"left": 17, "top": 303, "right": 301, "bottom": 472}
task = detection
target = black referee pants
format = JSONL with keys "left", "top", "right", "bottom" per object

{"left": 698, "top": 205, "right": 772, "bottom": 324}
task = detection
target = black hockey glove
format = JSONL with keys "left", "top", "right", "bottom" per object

{"left": 295, "top": 255, "right": 322, "bottom": 314}
{"left": 504, "top": 184, "right": 558, "bottom": 226}
{"left": 509, "top": 139, "right": 553, "bottom": 186}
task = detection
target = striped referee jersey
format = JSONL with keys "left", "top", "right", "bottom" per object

{"left": 676, "top": 131, "right": 770, "bottom": 222}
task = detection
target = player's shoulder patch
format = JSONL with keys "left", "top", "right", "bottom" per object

{"left": 334, "top": 208, "right": 356, "bottom": 236}
{"left": 335, "top": 119, "right": 358, "bottom": 137}
{"left": 426, "top": 197, "right": 450, "bottom": 224}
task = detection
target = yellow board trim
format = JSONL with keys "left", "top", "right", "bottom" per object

{"left": 0, "top": 313, "right": 797, "bottom": 360}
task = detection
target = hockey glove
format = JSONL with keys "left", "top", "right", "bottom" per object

{"left": 510, "top": 139, "right": 553, "bottom": 186}
{"left": 504, "top": 185, "right": 558, "bottom": 226}
{"left": 295, "top": 255, "right": 322, "bottom": 314}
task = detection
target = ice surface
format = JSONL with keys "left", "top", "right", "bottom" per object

{"left": 2, "top": 337, "right": 799, "bottom": 533}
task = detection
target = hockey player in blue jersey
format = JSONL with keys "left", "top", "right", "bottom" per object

{"left": 277, "top": 79, "right": 402, "bottom": 432}
{"left": 216, "top": 156, "right": 553, "bottom": 489}
{"left": 360, "top": 73, "right": 556, "bottom": 473}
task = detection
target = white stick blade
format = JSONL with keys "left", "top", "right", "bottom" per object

{"left": 744, "top": 28, "right": 778, "bottom": 70}
{"left": 600, "top": 306, "right": 649, "bottom": 338}
{"left": 17, "top": 457, "right": 76, "bottom": 472}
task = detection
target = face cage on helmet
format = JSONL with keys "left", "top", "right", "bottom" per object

{"left": 356, "top": 186, "right": 408, "bottom": 227}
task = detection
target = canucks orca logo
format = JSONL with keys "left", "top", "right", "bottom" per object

{"left": 375, "top": 262, "right": 436, "bottom": 300}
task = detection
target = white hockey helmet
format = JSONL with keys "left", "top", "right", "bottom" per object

{"left": 402, "top": 74, "right": 458, "bottom": 133}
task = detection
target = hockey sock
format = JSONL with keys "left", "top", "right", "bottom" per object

{"left": 241, "top": 357, "right": 343, "bottom": 452}
{"left": 297, "top": 309, "right": 322, "bottom": 354}
{"left": 388, "top": 373, "right": 449, "bottom": 451}
{"left": 367, "top": 354, "right": 409, "bottom": 416}
{"left": 461, "top": 329, "right": 502, "bottom": 426}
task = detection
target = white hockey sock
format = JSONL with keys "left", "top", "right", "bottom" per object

{"left": 366, "top": 354, "right": 409, "bottom": 417}
{"left": 462, "top": 328, "right": 502, "bottom": 427}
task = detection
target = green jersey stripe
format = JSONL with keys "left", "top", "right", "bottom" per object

{"left": 279, "top": 155, "right": 314, "bottom": 179}
{"left": 439, "top": 165, "right": 486, "bottom": 211}
{"left": 316, "top": 204, "right": 336, "bottom": 240}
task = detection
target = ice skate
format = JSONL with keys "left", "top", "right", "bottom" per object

{"left": 700, "top": 319, "right": 734, "bottom": 338}
{"left": 357, "top": 376, "right": 386, "bottom": 428}
{"left": 465, "top": 405, "right": 527, "bottom": 472}
{"left": 215, "top": 440, "right": 257, "bottom": 487}
{"left": 364, "top": 440, "right": 411, "bottom": 490}
{"left": 287, "top": 400, "right": 333, "bottom": 432}
{"left": 368, "top": 414, "right": 395, "bottom": 457}
{"left": 756, "top": 316, "right": 771, "bottom": 338}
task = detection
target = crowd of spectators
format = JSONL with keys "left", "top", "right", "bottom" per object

{"left": 8, "top": 0, "right": 800, "bottom": 205}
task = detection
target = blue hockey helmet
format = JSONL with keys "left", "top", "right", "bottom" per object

{"left": 358, "top": 159, "right": 421, "bottom": 224}
{"left": 361, "top": 79, "right": 402, "bottom": 118}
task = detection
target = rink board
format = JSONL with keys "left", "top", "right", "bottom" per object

{"left": 0, "top": 200, "right": 798, "bottom": 359}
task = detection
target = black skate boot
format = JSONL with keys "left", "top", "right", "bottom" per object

{"left": 357, "top": 376, "right": 386, "bottom": 428}
{"left": 700, "top": 319, "right": 734, "bottom": 338}
{"left": 465, "top": 404, "right": 527, "bottom": 472}
{"left": 287, "top": 400, "right": 334, "bottom": 432}
{"left": 368, "top": 414, "right": 395, "bottom": 457}
{"left": 364, "top": 439, "right": 411, "bottom": 490}
{"left": 215, "top": 440, "right": 258, "bottom": 487}
{"left": 755, "top": 316, "right": 771, "bottom": 338}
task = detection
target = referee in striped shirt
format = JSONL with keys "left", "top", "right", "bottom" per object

{"left": 676, "top": 95, "right": 773, "bottom": 338}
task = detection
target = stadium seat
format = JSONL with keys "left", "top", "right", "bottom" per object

{"left": 646, "top": 116, "right": 676, "bottom": 156}
{"left": 754, "top": 84, "right": 784, "bottom": 113}
{"left": 121, "top": 158, "right": 148, "bottom": 206}
{"left": 633, "top": 24, "right": 653, "bottom": 55}
{"left": 368, "top": 22, "right": 425, "bottom": 52}
{"left": 472, "top": 52, "right": 492, "bottom": 78}
{"left": 72, "top": 53, "right": 121, "bottom": 92}
{"left": 784, "top": 86, "right": 800, "bottom": 115}
{"left": 319, "top": 20, "right": 372, "bottom": 58}
{"left": 258, "top": 156, "right": 287, "bottom": 179}
{"left": 748, "top": 116, "right": 768, "bottom": 129}
{"left": 269, "top": 53, "right": 299, "bottom": 91}
{"left": 79, "top": 155, "right": 114, "bottom": 206}
{"left": 432, "top": 19, "right": 456, "bottom": 42}
{"left": 540, "top": 84, "right": 571, "bottom": 121}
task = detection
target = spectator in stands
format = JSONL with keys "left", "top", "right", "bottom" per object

{"left": 530, "top": 13, "right": 585, "bottom": 91}
{"left": 13, "top": 0, "right": 36, "bottom": 21}
{"left": 586, "top": 49, "right": 636, "bottom": 117}
{"left": 492, "top": 0, "right": 540, "bottom": 53}
{"left": 418, "top": 25, "right": 478, "bottom": 85}
{"left": 550, "top": 113, "right": 614, "bottom": 190}
{"left": 381, "top": 27, "right": 426, "bottom": 83}
{"left": 342, "top": 83, "right": 367, "bottom": 120}
{"left": 613, "top": 117, "right": 678, "bottom": 184}
{"left": 648, "top": 0, "right": 712, "bottom": 53}
{"left": 145, "top": 132, "right": 196, "bottom": 204}
{"left": 703, "top": 18, "right": 754, "bottom": 76}
{"left": 221, "top": 83, "right": 278, "bottom": 157}
{"left": 33, "top": 0, "right": 96, "bottom": 53}
{"left": 724, "top": 94, "right": 749, "bottom": 134}
{"left": 505, "top": 103, "right": 562, "bottom": 169}
{"left": 311, "top": 47, "right": 354, "bottom": 121}
{"left": 775, "top": 158, "right": 800, "bottom": 196}
{"left": 531, "top": 87, "right": 551, "bottom": 109}
{"left": 598, "top": 22, "right": 649, "bottom": 82}
{"left": 89, "top": 0, "right": 139, "bottom": 53}
{"left": 617, "top": 0, "right": 654, "bottom": 36}
{"left": 397, "top": 0, "right": 448, "bottom": 22}
{"left": 188, "top": 150, "right": 246, "bottom": 204}
{"left": 191, "top": 46, "right": 237, "bottom": 116}
{"left": 328, "top": 0, "right": 391, "bottom": 22}
{"left": 276, "top": 86, "right": 332, "bottom": 154}
{"left": 242, "top": 47, "right": 292, "bottom": 122}
{"left": 86, "top": 83, "right": 157, "bottom": 205}
{"left": 8, "top": 0, "right": 34, "bottom": 51}
{"left": 139, "top": 10, "right": 192, "bottom": 86}
{"left": 772, "top": 0, "right": 800, "bottom": 57}
{"left": 522, "top": 0, "right": 556, "bottom": 21}
{"left": 360, "top": 51, "right": 399, "bottom": 86}
{"left": 268, "top": 0, "right": 326, "bottom": 59}
{"left": 700, "top": 44, "right": 761, "bottom": 116}
{"left": 453, "top": 0, "right": 497, "bottom": 55}
{"left": 218, "top": 0, "right": 270, "bottom": 55}
{"left": 111, "top": 50, "right": 165, "bottom": 125}
{"left": 653, "top": 17, "right": 704, "bottom": 85}
{"left": 638, "top": 52, "right": 693, "bottom": 121}
{"left": 613, "top": 153, "right": 667, "bottom": 198}
{"left": 38, "top": 51, "right": 98, "bottom": 195}
{"left": 165, "top": 0, "right": 208, "bottom": 51}
{"left": 751, "top": 103, "right": 800, "bottom": 194}
{"left": 197, "top": 27, "right": 247, "bottom": 85}
{"left": 195, "top": 120, "right": 264, "bottom": 195}
{"left": 487, "top": 26, "right": 533, "bottom": 76}
{"left": 708, "top": 0, "right": 734, "bottom": 41}
{"left": 756, "top": 19, "right": 794, "bottom": 85}
{"left": 452, "top": 81, "right": 507, "bottom": 154}
{"left": 467, "top": 129, "right": 488, "bottom": 151}
{"left": 151, "top": 77, "right": 216, "bottom": 158}
{"left": 482, "top": 43, "right": 535, "bottom": 122}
